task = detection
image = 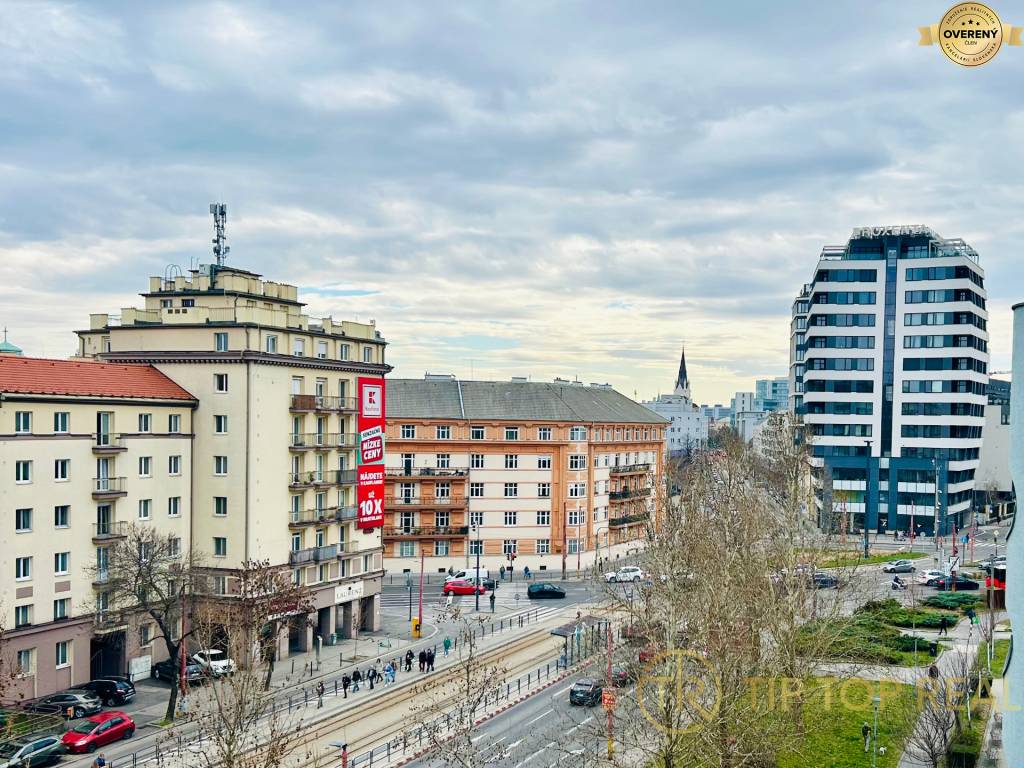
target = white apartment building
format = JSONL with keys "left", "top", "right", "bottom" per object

{"left": 790, "top": 225, "right": 989, "bottom": 536}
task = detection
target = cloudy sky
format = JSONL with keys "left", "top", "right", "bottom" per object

{"left": 1, "top": 1, "right": 1020, "bottom": 404}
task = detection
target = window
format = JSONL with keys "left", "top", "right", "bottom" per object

{"left": 469, "top": 540, "right": 483, "bottom": 556}
{"left": 399, "top": 541, "right": 416, "bottom": 558}
{"left": 293, "top": 338, "right": 306, "bottom": 357}
{"left": 54, "top": 552, "right": 69, "bottom": 575}
{"left": 212, "top": 576, "right": 227, "bottom": 595}
{"left": 505, "top": 454, "right": 519, "bottom": 469}
{"left": 470, "top": 482, "right": 484, "bottom": 497}
{"left": 168, "top": 496, "right": 181, "bottom": 517}
{"left": 502, "top": 540, "right": 518, "bottom": 555}
{"left": 537, "top": 455, "right": 551, "bottom": 469}
{"left": 138, "top": 499, "right": 152, "bottom": 520}
{"left": 339, "top": 343, "right": 350, "bottom": 361}
{"left": 537, "top": 427, "right": 552, "bottom": 441}
{"left": 214, "top": 456, "right": 228, "bottom": 475}
{"left": 470, "top": 510, "right": 484, "bottom": 527}
{"left": 435, "top": 509, "right": 451, "bottom": 527}
{"left": 53, "top": 412, "right": 69, "bottom": 433}
{"left": 568, "top": 454, "right": 587, "bottom": 470}
{"left": 15, "top": 557, "right": 31, "bottom": 581}
{"left": 168, "top": 414, "right": 181, "bottom": 433}
{"left": 14, "top": 606, "right": 30, "bottom": 628}
{"left": 471, "top": 453, "right": 484, "bottom": 469}
{"left": 266, "top": 335, "right": 278, "bottom": 353}
{"left": 15, "top": 460, "right": 31, "bottom": 483}
{"left": 505, "top": 427, "right": 520, "bottom": 441}
{"left": 567, "top": 539, "right": 579, "bottom": 554}
{"left": 169, "top": 537, "right": 181, "bottom": 557}
{"left": 436, "top": 425, "right": 451, "bottom": 440}
{"left": 434, "top": 540, "right": 450, "bottom": 557}
{"left": 168, "top": 455, "right": 181, "bottom": 475}
{"left": 53, "top": 598, "right": 70, "bottom": 620}
{"left": 213, "top": 537, "right": 227, "bottom": 557}
{"left": 436, "top": 454, "right": 451, "bottom": 469}
{"left": 138, "top": 456, "right": 151, "bottom": 477}
{"left": 363, "top": 347, "right": 373, "bottom": 363}
{"left": 214, "top": 374, "right": 228, "bottom": 393}
{"left": 435, "top": 482, "right": 451, "bottom": 499}
{"left": 568, "top": 482, "right": 587, "bottom": 498}
{"left": 400, "top": 425, "right": 416, "bottom": 439}
{"left": 55, "top": 641, "right": 69, "bottom": 668}
{"left": 214, "top": 415, "right": 228, "bottom": 434}
{"left": 290, "top": 533, "right": 301, "bottom": 552}
{"left": 504, "top": 511, "right": 518, "bottom": 526}
{"left": 14, "top": 411, "right": 31, "bottom": 433}
{"left": 536, "top": 539, "right": 550, "bottom": 554}
{"left": 536, "top": 510, "right": 551, "bottom": 525}
{"left": 214, "top": 496, "right": 228, "bottom": 516}
{"left": 504, "top": 483, "right": 518, "bottom": 498}
{"left": 181, "top": 298, "right": 195, "bottom": 308}
{"left": 569, "top": 426, "right": 587, "bottom": 441}
{"left": 317, "top": 340, "right": 328, "bottom": 359}
{"left": 139, "top": 623, "right": 152, "bottom": 647}
{"left": 471, "top": 426, "right": 485, "bottom": 440}
{"left": 538, "top": 482, "right": 551, "bottom": 498}
{"left": 568, "top": 508, "right": 584, "bottom": 526}
{"left": 16, "top": 649, "right": 33, "bottom": 675}
{"left": 138, "top": 413, "right": 151, "bottom": 433}
{"left": 54, "top": 506, "right": 69, "bottom": 528}
{"left": 15, "top": 508, "right": 31, "bottom": 532}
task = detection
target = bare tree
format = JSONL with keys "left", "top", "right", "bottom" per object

{"left": 85, "top": 524, "right": 198, "bottom": 722}
{"left": 180, "top": 559, "right": 315, "bottom": 768}
{"left": 901, "top": 647, "right": 975, "bottom": 768}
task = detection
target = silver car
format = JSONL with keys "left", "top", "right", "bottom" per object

{"left": 23, "top": 689, "right": 102, "bottom": 719}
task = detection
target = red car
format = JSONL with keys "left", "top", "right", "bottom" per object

{"left": 61, "top": 711, "right": 135, "bottom": 753}
{"left": 442, "top": 579, "right": 485, "bottom": 596}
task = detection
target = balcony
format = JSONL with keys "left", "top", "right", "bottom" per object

{"left": 94, "top": 609, "right": 127, "bottom": 631}
{"left": 289, "top": 394, "right": 358, "bottom": 412}
{"left": 383, "top": 526, "right": 470, "bottom": 539}
{"left": 610, "top": 463, "right": 651, "bottom": 476}
{"left": 609, "top": 513, "right": 649, "bottom": 527}
{"left": 288, "top": 433, "right": 358, "bottom": 450}
{"left": 92, "top": 521, "right": 128, "bottom": 541}
{"left": 609, "top": 487, "right": 651, "bottom": 501}
{"left": 288, "top": 507, "right": 336, "bottom": 527}
{"left": 337, "top": 541, "right": 386, "bottom": 555}
{"left": 289, "top": 545, "right": 338, "bottom": 565}
{"left": 92, "top": 434, "right": 127, "bottom": 454}
{"left": 384, "top": 467, "right": 469, "bottom": 479}
{"left": 385, "top": 496, "right": 467, "bottom": 508}
{"left": 92, "top": 477, "right": 127, "bottom": 499}
{"left": 92, "top": 569, "right": 110, "bottom": 587}
{"left": 336, "top": 505, "right": 358, "bottom": 521}
{"left": 288, "top": 469, "right": 358, "bottom": 488}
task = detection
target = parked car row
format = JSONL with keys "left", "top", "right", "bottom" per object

{"left": 0, "top": 710, "right": 138, "bottom": 764}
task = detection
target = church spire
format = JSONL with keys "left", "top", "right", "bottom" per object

{"left": 674, "top": 343, "right": 690, "bottom": 397}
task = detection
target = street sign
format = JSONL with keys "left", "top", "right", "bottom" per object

{"left": 947, "top": 556, "right": 960, "bottom": 573}
{"left": 602, "top": 689, "right": 616, "bottom": 709}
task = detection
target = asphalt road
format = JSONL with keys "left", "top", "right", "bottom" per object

{"left": 379, "top": 577, "right": 601, "bottom": 618}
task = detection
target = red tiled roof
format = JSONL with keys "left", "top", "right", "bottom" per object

{"left": 0, "top": 357, "right": 196, "bottom": 401}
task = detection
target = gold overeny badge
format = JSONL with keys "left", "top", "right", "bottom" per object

{"left": 919, "top": 3, "right": 1022, "bottom": 66}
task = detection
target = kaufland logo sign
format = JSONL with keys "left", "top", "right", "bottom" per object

{"left": 360, "top": 426, "right": 384, "bottom": 463}
{"left": 362, "top": 383, "right": 383, "bottom": 418}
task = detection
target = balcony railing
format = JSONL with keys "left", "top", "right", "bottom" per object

{"left": 92, "top": 434, "right": 126, "bottom": 453}
{"left": 383, "top": 526, "right": 470, "bottom": 539}
{"left": 289, "top": 394, "right": 358, "bottom": 412}
{"left": 92, "top": 477, "right": 127, "bottom": 497}
{"left": 289, "top": 545, "right": 339, "bottom": 565}
{"left": 385, "top": 496, "right": 467, "bottom": 507}
{"left": 610, "top": 463, "right": 651, "bottom": 475}
{"left": 288, "top": 507, "right": 335, "bottom": 526}
{"left": 288, "top": 469, "right": 358, "bottom": 487}
{"left": 384, "top": 467, "right": 469, "bottom": 478}
{"left": 609, "top": 513, "right": 649, "bottom": 527}
{"left": 289, "top": 433, "right": 358, "bottom": 450}
{"left": 92, "top": 569, "right": 110, "bottom": 586}
{"left": 94, "top": 609, "right": 127, "bottom": 629}
{"left": 336, "top": 540, "right": 386, "bottom": 555}
{"left": 609, "top": 487, "right": 651, "bottom": 501}
{"left": 336, "top": 506, "right": 358, "bottom": 521}
{"left": 92, "top": 521, "right": 128, "bottom": 540}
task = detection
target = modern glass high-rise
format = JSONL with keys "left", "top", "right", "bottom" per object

{"left": 789, "top": 225, "right": 989, "bottom": 536}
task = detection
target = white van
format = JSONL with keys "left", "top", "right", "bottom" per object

{"left": 446, "top": 567, "right": 489, "bottom": 583}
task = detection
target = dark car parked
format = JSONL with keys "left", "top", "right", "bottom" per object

{"left": 933, "top": 576, "right": 980, "bottom": 591}
{"left": 527, "top": 583, "right": 566, "bottom": 599}
{"left": 0, "top": 735, "right": 65, "bottom": 767}
{"left": 23, "top": 690, "right": 102, "bottom": 719}
{"left": 77, "top": 678, "right": 136, "bottom": 707}
{"left": 152, "top": 659, "right": 208, "bottom": 684}
{"left": 812, "top": 572, "right": 839, "bottom": 589}
{"left": 569, "top": 678, "right": 604, "bottom": 706}
{"left": 607, "top": 665, "right": 631, "bottom": 687}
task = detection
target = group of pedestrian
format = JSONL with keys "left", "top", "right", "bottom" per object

{"left": 417, "top": 647, "right": 436, "bottom": 671}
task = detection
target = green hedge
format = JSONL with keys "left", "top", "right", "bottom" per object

{"left": 922, "top": 593, "right": 982, "bottom": 612}
{"left": 856, "top": 598, "right": 958, "bottom": 629}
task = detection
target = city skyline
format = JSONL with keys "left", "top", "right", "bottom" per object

{"left": 0, "top": 1, "right": 1019, "bottom": 403}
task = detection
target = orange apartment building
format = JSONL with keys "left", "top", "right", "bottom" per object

{"left": 382, "top": 376, "right": 667, "bottom": 575}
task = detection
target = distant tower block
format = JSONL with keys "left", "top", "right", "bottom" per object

{"left": 210, "top": 203, "right": 230, "bottom": 266}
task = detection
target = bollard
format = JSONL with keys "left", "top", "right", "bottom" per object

{"left": 518, "top": 679, "right": 521, "bottom": 694}
{"left": 304, "top": 689, "right": 308, "bottom": 707}
{"left": 288, "top": 695, "right": 293, "bottom": 712}
{"left": 334, "top": 680, "right": 338, "bottom": 696}
{"left": 291, "top": 659, "right": 295, "bottom": 674}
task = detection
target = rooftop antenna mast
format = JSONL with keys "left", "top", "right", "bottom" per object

{"left": 210, "top": 203, "right": 230, "bottom": 266}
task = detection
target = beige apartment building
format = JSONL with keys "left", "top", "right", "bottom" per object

{"left": 0, "top": 356, "right": 196, "bottom": 700}
{"left": 383, "top": 376, "right": 667, "bottom": 575}
{"left": 75, "top": 263, "right": 389, "bottom": 660}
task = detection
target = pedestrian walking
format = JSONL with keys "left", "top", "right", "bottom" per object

{"left": 489, "top": 592, "right": 496, "bottom": 612}
{"left": 861, "top": 722, "right": 870, "bottom": 752}
{"left": 938, "top": 616, "right": 949, "bottom": 636}
{"left": 524, "top": 566, "right": 531, "bottom": 580}
{"left": 384, "top": 661, "right": 394, "bottom": 685}
{"left": 928, "top": 663, "right": 940, "bottom": 680}
{"left": 418, "top": 649, "right": 426, "bottom": 672}
{"left": 446, "top": 593, "right": 454, "bottom": 608}
{"left": 448, "top": 566, "right": 454, "bottom": 576}
{"left": 443, "top": 636, "right": 452, "bottom": 657}
{"left": 426, "top": 648, "right": 435, "bottom": 671}
{"left": 342, "top": 674, "right": 350, "bottom": 698}
{"left": 375, "top": 658, "right": 383, "bottom": 678}
{"left": 91, "top": 755, "right": 108, "bottom": 768}
{"left": 352, "top": 669, "right": 362, "bottom": 692}
{"left": 316, "top": 680, "right": 325, "bottom": 709}
{"left": 405, "top": 649, "right": 414, "bottom": 672}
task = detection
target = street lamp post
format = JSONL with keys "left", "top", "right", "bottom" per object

{"left": 561, "top": 501, "right": 568, "bottom": 581}
{"left": 473, "top": 523, "right": 482, "bottom": 612}
{"left": 871, "top": 694, "right": 881, "bottom": 768}
{"left": 863, "top": 440, "right": 873, "bottom": 559}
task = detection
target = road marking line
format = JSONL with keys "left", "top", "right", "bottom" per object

{"left": 526, "top": 708, "right": 554, "bottom": 727}
{"left": 514, "top": 741, "right": 555, "bottom": 768}
{"left": 567, "top": 716, "right": 594, "bottom": 734}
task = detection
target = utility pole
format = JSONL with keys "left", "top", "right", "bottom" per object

{"left": 871, "top": 694, "right": 881, "bottom": 768}
{"left": 863, "top": 439, "right": 873, "bottom": 559}
{"left": 473, "top": 523, "right": 482, "bottom": 613}
{"left": 606, "top": 622, "right": 614, "bottom": 759}
{"left": 561, "top": 501, "right": 568, "bottom": 581}
{"left": 417, "top": 550, "right": 425, "bottom": 632}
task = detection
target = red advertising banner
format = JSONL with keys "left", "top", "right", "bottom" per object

{"left": 357, "top": 377, "right": 386, "bottom": 530}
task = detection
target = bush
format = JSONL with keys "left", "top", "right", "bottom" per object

{"left": 798, "top": 615, "right": 932, "bottom": 666}
{"left": 923, "top": 593, "right": 981, "bottom": 612}
{"left": 856, "top": 598, "right": 958, "bottom": 629}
